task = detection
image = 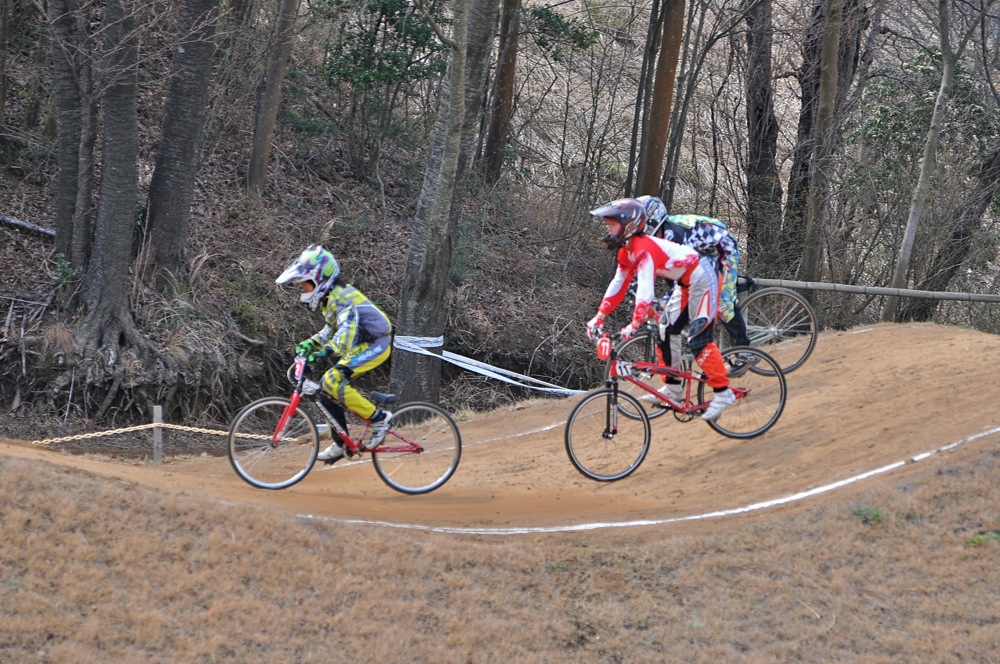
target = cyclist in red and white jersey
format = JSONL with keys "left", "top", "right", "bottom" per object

{"left": 585, "top": 198, "right": 735, "bottom": 421}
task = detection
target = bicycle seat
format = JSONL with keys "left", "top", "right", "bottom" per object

{"left": 371, "top": 391, "right": 398, "bottom": 406}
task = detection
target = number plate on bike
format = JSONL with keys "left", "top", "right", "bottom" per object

{"left": 616, "top": 360, "right": 635, "bottom": 376}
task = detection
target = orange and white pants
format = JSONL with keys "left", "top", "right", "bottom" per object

{"left": 656, "top": 257, "right": 730, "bottom": 389}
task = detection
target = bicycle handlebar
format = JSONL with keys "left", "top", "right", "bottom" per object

{"left": 286, "top": 354, "right": 309, "bottom": 384}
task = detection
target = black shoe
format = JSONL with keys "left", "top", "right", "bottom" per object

{"left": 728, "top": 352, "right": 760, "bottom": 377}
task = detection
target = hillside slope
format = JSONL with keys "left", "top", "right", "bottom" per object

{"left": 3, "top": 322, "right": 999, "bottom": 536}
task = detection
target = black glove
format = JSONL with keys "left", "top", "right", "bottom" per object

{"left": 307, "top": 346, "right": 331, "bottom": 364}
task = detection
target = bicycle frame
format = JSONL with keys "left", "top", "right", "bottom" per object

{"left": 604, "top": 340, "right": 746, "bottom": 417}
{"left": 312, "top": 393, "right": 422, "bottom": 457}
{"left": 229, "top": 353, "right": 463, "bottom": 494}
{"left": 277, "top": 355, "right": 421, "bottom": 457}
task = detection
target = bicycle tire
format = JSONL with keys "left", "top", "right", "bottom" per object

{"left": 564, "top": 389, "right": 651, "bottom": 481}
{"left": 604, "top": 331, "right": 672, "bottom": 420}
{"left": 697, "top": 346, "right": 786, "bottom": 439}
{"left": 228, "top": 397, "right": 319, "bottom": 490}
{"left": 371, "top": 402, "right": 462, "bottom": 495}
{"left": 733, "top": 287, "right": 817, "bottom": 375}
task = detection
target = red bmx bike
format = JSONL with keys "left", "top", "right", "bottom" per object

{"left": 565, "top": 335, "right": 786, "bottom": 481}
{"left": 227, "top": 356, "right": 461, "bottom": 494}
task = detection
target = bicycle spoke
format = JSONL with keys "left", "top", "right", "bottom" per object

{"left": 228, "top": 398, "right": 319, "bottom": 489}
{"left": 371, "top": 403, "right": 461, "bottom": 494}
{"left": 740, "top": 287, "right": 817, "bottom": 375}
{"left": 564, "top": 389, "right": 651, "bottom": 481}
{"left": 605, "top": 331, "right": 671, "bottom": 420}
{"left": 701, "top": 347, "right": 786, "bottom": 439}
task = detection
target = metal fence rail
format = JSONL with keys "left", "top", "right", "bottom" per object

{"left": 754, "top": 279, "right": 1000, "bottom": 304}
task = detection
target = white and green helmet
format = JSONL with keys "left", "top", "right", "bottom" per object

{"left": 275, "top": 244, "right": 340, "bottom": 310}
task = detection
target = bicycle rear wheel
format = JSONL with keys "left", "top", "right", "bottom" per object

{"left": 228, "top": 397, "right": 319, "bottom": 489}
{"left": 371, "top": 402, "right": 461, "bottom": 495}
{"left": 565, "top": 389, "right": 651, "bottom": 481}
{"left": 698, "top": 347, "right": 786, "bottom": 439}
{"left": 605, "top": 331, "right": 671, "bottom": 420}
{"left": 736, "top": 287, "right": 817, "bottom": 375}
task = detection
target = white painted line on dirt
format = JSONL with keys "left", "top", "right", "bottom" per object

{"left": 469, "top": 421, "right": 563, "bottom": 445}
{"left": 296, "top": 425, "right": 1000, "bottom": 536}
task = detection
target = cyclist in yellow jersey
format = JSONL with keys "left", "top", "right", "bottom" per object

{"left": 276, "top": 244, "right": 393, "bottom": 463}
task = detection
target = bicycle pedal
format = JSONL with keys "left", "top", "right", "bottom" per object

{"left": 323, "top": 455, "right": 344, "bottom": 466}
{"left": 728, "top": 363, "right": 750, "bottom": 378}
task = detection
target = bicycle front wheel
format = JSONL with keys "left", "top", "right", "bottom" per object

{"left": 565, "top": 389, "right": 651, "bottom": 481}
{"left": 228, "top": 397, "right": 319, "bottom": 490}
{"left": 371, "top": 402, "right": 462, "bottom": 495}
{"left": 605, "top": 331, "right": 671, "bottom": 420}
{"left": 698, "top": 347, "right": 786, "bottom": 439}
{"left": 738, "top": 287, "right": 817, "bottom": 375}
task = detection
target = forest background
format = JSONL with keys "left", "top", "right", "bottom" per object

{"left": 1, "top": 0, "right": 999, "bottom": 436}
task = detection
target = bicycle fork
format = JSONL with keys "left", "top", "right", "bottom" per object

{"left": 603, "top": 383, "right": 621, "bottom": 439}
{"left": 273, "top": 393, "right": 303, "bottom": 446}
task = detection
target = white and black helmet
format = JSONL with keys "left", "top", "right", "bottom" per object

{"left": 275, "top": 244, "right": 341, "bottom": 310}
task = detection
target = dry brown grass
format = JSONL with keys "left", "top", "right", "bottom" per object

{"left": 2, "top": 445, "right": 999, "bottom": 663}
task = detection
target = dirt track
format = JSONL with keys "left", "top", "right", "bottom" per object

{"left": 3, "top": 323, "right": 999, "bottom": 536}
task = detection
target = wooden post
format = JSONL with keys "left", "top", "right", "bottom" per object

{"left": 152, "top": 405, "right": 163, "bottom": 464}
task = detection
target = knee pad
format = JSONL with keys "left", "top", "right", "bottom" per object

{"left": 688, "top": 316, "right": 709, "bottom": 339}
{"left": 687, "top": 317, "right": 715, "bottom": 356}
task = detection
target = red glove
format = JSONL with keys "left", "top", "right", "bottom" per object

{"left": 586, "top": 314, "right": 605, "bottom": 340}
{"left": 619, "top": 321, "right": 640, "bottom": 340}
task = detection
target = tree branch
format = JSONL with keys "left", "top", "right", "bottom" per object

{"left": 412, "top": 0, "right": 457, "bottom": 50}
{"left": 2, "top": 216, "right": 56, "bottom": 238}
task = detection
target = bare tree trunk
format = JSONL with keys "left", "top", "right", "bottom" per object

{"left": 800, "top": 0, "right": 843, "bottom": 285}
{"left": 625, "top": 0, "right": 661, "bottom": 196}
{"left": 744, "top": 0, "right": 783, "bottom": 271}
{"left": 482, "top": 0, "right": 518, "bottom": 185}
{"left": 78, "top": 0, "right": 149, "bottom": 404}
{"left": 452, "top": 0, "right": 499, "bottom": 204}
{"left": 246, "top": 0, "right": 299, "bottom": 197}
{"left": 140, "top": 0, "right": 220, "bottom": 292}
{"left": 47, "top": 0, "right": 83, "bottom": 261}
{"left": 390, "top": 0, "right": 468, "bottom": 405}
{"left": 902, "top": 144, "right": 1000, "bottom": 320}
{"left": 635, "top": 0, "right": 683, "bottom": 197}
{"left": 71, "top": 68, "right": 97, "bottom": 278}
{"left": 883, "top": 0, "right": 968, "bottom": 320}
{"left": 0, "top": 0, "right": 8, "bottom": 127}
{"left": 784, "top": 0, "right": 866, "bottom": 278}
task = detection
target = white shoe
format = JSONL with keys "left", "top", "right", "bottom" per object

{"left": 701, "top": 388, "right": 736, "bottom": 421}
{"left": 658, "top": 382, "right": 683, "bottom": 405}
{"left": 365, "top": 409, "right": 392, "bottom": 450}
{"left": 317, "top": 442, "right": 344, "bottom": 462}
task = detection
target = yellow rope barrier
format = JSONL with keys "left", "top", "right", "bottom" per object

{"left": 30, "top": 422, "right": 229, "bottom": 446}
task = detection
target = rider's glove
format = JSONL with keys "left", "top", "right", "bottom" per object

{"left": 295, "top": 339, "right": 317, "bottom": 357}
{"left": 619, "top": 321, "right": 640, "bottom": 340}
{"left": 307, "top": 346, "right": 331, "bottom": 364}
{"left": 586, "top": 314, "right": 605, "bottom": 341}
